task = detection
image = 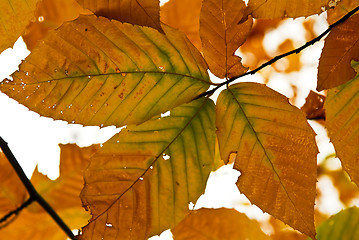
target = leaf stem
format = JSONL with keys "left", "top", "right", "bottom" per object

{"left": 0, "top": 197, "right": 34, "bottom": 227}
{"left": 0, "top": 137, "right": 76, "bottom": 240}
{"left": 194, "top": 5, "right": 359, "bottom": 99}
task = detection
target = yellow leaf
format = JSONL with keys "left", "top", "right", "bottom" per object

{"left": 0, "top": 152, "right": 27, "bottom": 214}
{"left": 161, "top": 0, "right": 203, "bottom": 50}
{"left": 0, "top": 15, "right": 210, "bottom": 127}
{"left": 23, "top": 0, "right": 91, "bottom": 50}
{"left": 317, "top": 14, "right": 359, "bottom": 91}
{"left": 216, "top": 83, "right": 318, "bottom": 239}
{"left": 0, "top": 144, "right": 93, "bottom": 239}
{"left": 325, "top": 61, "right": 359, "bottom": 187}
{"left": 172, "top": 208, "right": 271, "bottom": 240}
{"left": 76, "top": 0, "right": 162, "bottom": 32}
{"left": 80, "top": 98, "right": 216, "bottom": 239}
{"left": 199, "top": 0, "right": 252, "bottom": 78}
{"left": 248, "top": 0, "right": 329, "bottom": 19}
{"left": 0, "top": 0, "right": 40, "bottom": 53}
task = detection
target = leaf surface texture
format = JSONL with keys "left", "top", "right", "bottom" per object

{"left": 199, "top": 0, "right": 252, "bottom": 78}
{"left": 248, "top": 0, "right": 329, "bottom": 19}
{"left": 216, "top": 83, "right": 318, "bottom": 239}
{"left": 325, "top": 61, "right": 359, "bottom": 186}
{"left": 76, "top": 0, "right": 162, "bottom": 31}
{"left": 172, "top": 208, "right": 270, "bottom": 240}
{"left": 0, "top": 15, "right": 210, "bottom": 127}
{"left": 80, "top": 98, "right": 216, "bottom": 239}
{"left": 317, "top": 14, "right": 359, "bottom": 91}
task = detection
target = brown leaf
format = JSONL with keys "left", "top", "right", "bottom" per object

{"left": 301, "top": 91, "right": 326, "bottom": 120}
{"left": 327, "top": 0, "right": 359, "bottom": 24}
{"left": 172, "top": 208, "right": 270, "bottom": 240}
{"left": 247, "top": 0, "right": 329, "bottom": 19}
{"left": 317, "top": 14, "right": 359, "bottom": 91}
{"left": 23, "top": 0, "right": 90, "bottom": 50}
{"left": 161, "top": 0, "right": 202, "bottom": 50}
{"left": 216, "top": 83, "right": 318, "bottom": 239}
{"left": 199, "top": 0, "right": 253, "bottom": 78}
{"left": 76, "top": 0, "right": 162, "bottom": 32}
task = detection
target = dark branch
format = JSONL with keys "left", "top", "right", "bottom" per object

{"left": 195, "top": 5, "right": 359, "bottom": 99}
{"left": 0, "top": 197, "right": 34, "bottom": 226}
{"left": 0, "top": 137, "right": 76, "bottom": 240}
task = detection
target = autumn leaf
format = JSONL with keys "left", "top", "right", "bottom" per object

{"left": 22, "top": 0, "right": 91, "bottom": 50}
{"left": 80, "top": 98, "right": 216, "bottom": 239}
{"left": 327, "top": 0, "right": 359, "bottom": 24}
{"left": 0, "top": 0, "right": 40, "bottom": 53}
{"left": 0, "top": 144, "right": 93, "bottom": 239}
{"left": 76, "top": 0, "right": 162, "bottom": 32}
{"left": 0, "top": 151, "right": 27, "bottom": 214}
{"left": 300, "top": 91, "right": 326, "bottom": 120}
{"left": 325, "top": 61, "right": 359, "bottom": 186}
{"left": 161, "top": 0, "right": 203, "bottom": 50}
{"left": 199, "top": 0, "right": 253, "bottom": 79}
{"left": 172, "top": 208, "right": 270, "bottom": 240}
{"left": 317, "top": 14, "right": 359, "bottom": 91}
{"left": 216, "top": 83, "right": 318, "bottom": 239}
{"left": 312, "top": 207, "right": 359, "bottom": 240}
{"left": 0, "top": 15, "right": 211, "bottom": 128}
{"left": 247, "top": 0, "right": 329, "bottom": 19}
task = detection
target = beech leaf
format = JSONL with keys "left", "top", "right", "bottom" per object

{"left": 0, "top": 15, "right": 210, "bottom": 128}
{"left": 76, "top": 0, "right": 162, "bottom": 32}
{"left": 199, "top": 0, "right": 253, "bottom": 78}
{"left": 161, "top": 0, "right": 203, "bottom": 50}
{"left": 325, "top": 61, "right": 359, "bottom": 186}
{"left": 248, "top": 0, "right": 330, "bottom": 19}
{"left": 317, "top": 14, "right": 359, "bottom": 91}
{"left": 80, "top": 98, "right": 216, "bottom": 239}
{"left": 172, "top": 208, "right": 270, "bottom": 240}
{"left": 0, "top": 0, "right": 40, "bottom": 53}
{"left": 216, "top": 83, "right": 318, "bottom": 239}
{"left": 313, "top": 207, "right": 359, "bottom": 240}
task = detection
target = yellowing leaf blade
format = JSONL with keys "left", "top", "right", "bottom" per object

{"left": 248, "top": 0, "right": 329, "bottom": 19}
{"left": 325, "top": 61, "right": 359, "bottom": 186}
{"left": 200, "top": 0, "right": 252, "bottom": 78}
{"left": 76, "top": 0, "right": 162, "bottom": 32}
{"left": 317, "top": 14, "right": 359, "bottom": 91}
{"left": 216, "top": 83, "right": 318, "bottom": 239}
{"left": 0, "top": 0, "right": 40, "bottom": 53}
{"left": 172, "top": 208, "right": 271, "bottom": 240}
{"left": 0, "top": 15, "right": 210, "bottom": 127}
{"left": 80, "top": 98, "right": 216, "bottom": 239}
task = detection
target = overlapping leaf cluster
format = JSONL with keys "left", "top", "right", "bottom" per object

{"left": 0, "top": 0, "right": 359, "bottom": 239}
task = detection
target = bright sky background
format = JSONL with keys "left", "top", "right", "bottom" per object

{"left": 0, "top": 8, "right": 352, "bottom": 239}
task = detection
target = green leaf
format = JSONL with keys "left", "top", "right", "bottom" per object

{"left": 0, "top": 15, "right": 211, "bottom": 127}
{"left": 216, "top": 82, "right": 318, "bottom": 239}
{"left": 311, "top": 207, "right": 359, "bottom": 240}
{"left": 80, "top": 98, "right": 216, "bottom": 239}
{"left": 325, "top": 61, "right": 359, "bottom": 186}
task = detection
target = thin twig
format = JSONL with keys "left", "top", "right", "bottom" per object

{"left": 195, "top": 5, "right": 359, "bottom": 99}
{"left": 0, "top": 197, "right": 34, "bottom": 226}
{"left": 0, "top": 137, "right": 76, "bottom": 240}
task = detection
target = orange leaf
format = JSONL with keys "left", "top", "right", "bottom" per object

{"left": 199, "top": 0, "right": 252, "bottom": 78}
{"left": 317, "top": 14, "right": 359, "bottom": 91}
{"left": 216, "top": 83, "right": 318, "bottom": 239}
{"left": 172, "top": 208, "right": 270, "bottom": 240}
{"left": 23, "top": 0, "right": 91, "bottom": 50}
{"left": 76, "top": 0, "right": 162, "bottom": 32}
{"left": 248, "top": 0, "right": 329, "bottom": 19}
{"left": 161, "top": 0, "right": 203, "bottom": 50}
{"left": 300, "top": 91, "right": 326, "bottom": 120}
{"left": 327, "top": 0, "right": 359, "bottom": 24}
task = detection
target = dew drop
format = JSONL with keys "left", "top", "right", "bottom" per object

{"left": 139, "top": 177, "right": 144, "bottom": 181}
{"left": 71, "top": 120, "right": 75, "bottom": 123}
{"left": 117, "top": 140, "right": 120, "bottom": 143}
{"left": 163, "top": 154, "right": 170, "bottom": 160}
{"left": 150, "top": 166, "right": 153, "bottom": 169}
{"left": 25, "top": 72, "right": 29, "bottom": 76}
{"left": 100, "top": 143, "right": 103, "bottom": 147}
{"left": 115, "top": 68, "right": 121, "bottom": 73}
{"left": 88, "top": 76, "right": 91, "bottom": 79}
{"left": 41, "top": 100, "right": 45, "bottom": 103}
{"left": 124, "top": 166, "right": 127, "bottom": 169}
{"left": 158, "top": 66, "right": 165, "bottom": 72}
{"left": 38, "top": 16, "right": 44, "bottom": 22}
{"left": 54, "top": 69, "right": 58, "bottom": 72}
{"left": 121, "top": 73, "right": 126, "bottom": 77}
{"left": 100, "top": 124, "right": 104, "bottom": 127}
{"left": 106, "top": 223, "right": 113, "bottom": 227}
{"left": 60, "top": 110, "right": 63, "bottom": 114}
